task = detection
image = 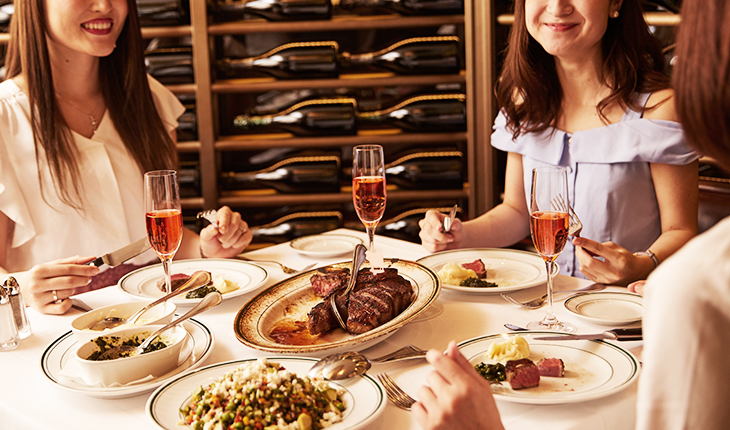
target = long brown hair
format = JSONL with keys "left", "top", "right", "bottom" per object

{"left": 4, "top": 0, "right": 176, "bottom": 211}
{"left": 673, "top": 0, "right": 730, "bottom": 168}
{"left": 496, "top": 0, "right": 669, "bottom": 139}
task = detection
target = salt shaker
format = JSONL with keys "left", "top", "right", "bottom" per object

{"left": 3, "top": 277, "right": 31, "bottom": 339}
{"left": 0, "top": 282, "right": 20, "bottom": 351}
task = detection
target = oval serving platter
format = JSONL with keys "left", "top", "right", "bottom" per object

{"left": 233, "top": 259, "right": 440, "bottom": 355}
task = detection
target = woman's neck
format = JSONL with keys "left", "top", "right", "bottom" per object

{"left": 46, "top": 36, "right": 102, "bottom": 101}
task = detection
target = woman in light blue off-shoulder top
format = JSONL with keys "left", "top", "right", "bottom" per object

{"left": 418, "top": 0, "right": 699, "bottom": 286}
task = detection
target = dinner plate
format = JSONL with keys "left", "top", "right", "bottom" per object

{"left": 40, "top": 319, "right": 215, "bottom": 399}
{"left": 118, "top": 258, "right": 268, "bottom": 305}
{"left": 417, "top": 248, "right": 548, "bottom": 294}
{"left": 234, "top": 259, "right": 440, "bottom": 355}
{"left": 146, "top": 357, "right": 385, "bottom": 430}
{"left": 290, "top": 234, "right": 364, "bottom": 257}
{"left": 458, "top": 332, "right": 640, "bottom": 404}
{"left": 564, "top": 292, "right": 644, "bottom": 326}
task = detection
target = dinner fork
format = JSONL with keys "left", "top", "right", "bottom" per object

{"left": 197, "top": 209, "right": 219, "bottom": 229}
{"left": 500, "top": 283, "right": 606, "bottom": 309}
{"left": 377, "top": 373, "right": 416, "bottom": 411}
{"left": 551, "top": 194, "right": 583, "bottom": 237}
{"left": 234, "top": 254, "right": 316, "bottom": 275}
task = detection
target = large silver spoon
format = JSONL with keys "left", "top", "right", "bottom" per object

{"left": 308, "top": 345, "right": 428, "bottom": 380}
{"left": 97, "top": 291, "right": 222, "bottom": 360}
{"left": 329, "top": 243, "right": 368, "bottom": 332}
{"left": 88, "top": 270, "right": 211, "bottom": 331}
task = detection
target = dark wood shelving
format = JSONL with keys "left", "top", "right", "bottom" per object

{"left": 219, "top": 188, "right": 469, "bottom": 207}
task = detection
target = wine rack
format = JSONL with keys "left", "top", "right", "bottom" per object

{"left": 0, "top": 1, "right": 495, "bottom": 244}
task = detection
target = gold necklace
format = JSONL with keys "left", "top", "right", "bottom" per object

{"left": 55, "top": 92, "right": 104, "bottom": 134}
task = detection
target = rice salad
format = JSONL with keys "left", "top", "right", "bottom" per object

{"left": 180, "top": 358, "right": 346, "bottom": 430}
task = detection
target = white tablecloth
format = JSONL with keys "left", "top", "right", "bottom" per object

{"left": 0, "top": 229, "right": 642, "bottom": 430}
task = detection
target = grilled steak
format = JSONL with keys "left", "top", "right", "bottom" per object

{"left": 310, "top": 267, "right": 350, "bottom": 297}
{"left": 536, "top": 358, "right": 564, "bottom": 377}
{"left": 461, "top": 259, "right": 486, "bottom": 278}
{"left": 505, "top": 358, "right": 540, "bottom": 390}
{"left": 306, "top": 267, "right": 413, "bottom": 335}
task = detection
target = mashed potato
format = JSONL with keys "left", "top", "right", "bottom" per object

{"left": 486, "top": 335, "right": 530, "bottom": 362}
{"left": 212, "top": 274, "right": 239, "bottom": 294}
{"left": 437, "top": 262, "right": 478, "bottom": 285}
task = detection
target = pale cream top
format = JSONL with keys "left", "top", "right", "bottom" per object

{"left": 0, "top": 76, "right": 185, "bottom": 271}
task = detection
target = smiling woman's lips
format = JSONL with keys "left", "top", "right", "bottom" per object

{"left": 546, "top": 23, "right": 578, "bottom": 32}
{"left": 81, "top": 18, "right": 113, "bottom": 35}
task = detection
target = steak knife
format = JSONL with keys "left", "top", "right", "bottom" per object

{"left": 88, "top": 237, "right": 151, "bottom": 267}
{"left": 534, "top": 327, "right": 642, "bottom": 341}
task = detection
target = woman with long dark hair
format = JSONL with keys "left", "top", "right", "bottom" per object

{"left": 0, "top": 0, "right": 251, "bottom": 314}
{"left": 419, "top": 0, "right": 699, "bottom": 286}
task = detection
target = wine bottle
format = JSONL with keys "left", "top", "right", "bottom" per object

{"left": 144, "top": 38, "right": 194, "bottom": 84}
{"left": 384, "top": 149, "right": 464, "bottom": 189}
{"left": 137, "top": 0, "right": 190, "bottom": 26}
{"left": 233, "top": 98, "right": 358, "bottom": 136}
{"left": 340, "top": 36, "right": 460, "bottom": 75}
{"left": 209, "top": 0, "right": 332, "bottom": 22}
{"left": 356, "top": 93, "right": 466, "bottom": 132}
{"left": 642, "top": 0, "right": 681, "bottom": 13}
{"left": 250, "top": 210, "right": 343, "bottom": 244}
{"left": 336, "top": 0, "right": 464, "bottom": 15}
{"left": 215, "top": 41, "right": 340, "bottom": 80}
{"left": 220, "top": 155, "right": 341, "bottom": 193}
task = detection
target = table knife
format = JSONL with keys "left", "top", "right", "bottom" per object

{"left": 442, "top": 204, "right": 458, "bottom": 233}
{"left": 88, "top": 237, "right": 151, "bottom": 267}
{"left": 534, "top": 327, "right": 642, "bottom": 341}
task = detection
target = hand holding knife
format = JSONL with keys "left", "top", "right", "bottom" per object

{"left": 441, "top": 204, "right": 458, "bottom": 233}
{"left": 87, "top": 237, "right": 151, "bottom": 267}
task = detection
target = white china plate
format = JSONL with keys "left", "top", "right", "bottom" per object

{"left": 118, "top": 259, "right": 268, "bottom": 305}
{"left": 417, "top": 248, "right": 548, "bottom": 294}
{"left": 290, "top": 234, "right": 364, "bottom": 257}
{"left": 234, "top": 259, "right": 440, "bottom": 355}
{"left": 40, "top": 319, "right": 215, "bottom": 399}
{"left": 146, "top": 357, "right": 385, "bottom": 430}
{"left": 564, "top": 292, "right": 644, "bottom": 326}
{"left": 459, "top": 332, "right": 640, "bottom": 404}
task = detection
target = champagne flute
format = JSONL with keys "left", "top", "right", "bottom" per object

{"left": 526, "top": 166, "right": 576, "bottom": 332}
{"left": 352, "top": 145, "right": 386, "bottom": 251}
{"left": 144, "top": 170, "right": 183, "bottom": 295}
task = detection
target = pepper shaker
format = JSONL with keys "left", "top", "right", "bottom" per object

{"left": 3, "top": 277, "right": 31, "bottom": 339}
{"left": 0, "top": 282, "right": 20, "bottom": 351}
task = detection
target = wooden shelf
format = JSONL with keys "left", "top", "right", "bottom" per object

{"left": 208, "top": 14, "right": 465, "bottom": 35}
{"left": 497, "top": 11, "right": 681, "bottom": 26}
{"left": 216, "top": 132, "right": 467, "bottom": 150}
{"left": 219, "top": 189, "right": 469, "bottom": 207}
{"left": 141, "top": 26, "right": 192, "bottom": 39}
{"left": 212, "top": 73, "right": 466, "bottom": 93}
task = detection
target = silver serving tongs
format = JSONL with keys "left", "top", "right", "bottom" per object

{"left": 330, "top": 244, "right": 368, "bottom": 332}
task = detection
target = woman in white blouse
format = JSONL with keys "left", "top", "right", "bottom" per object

{"left": 0, "top": 0, "right": 251, "bottom": 314}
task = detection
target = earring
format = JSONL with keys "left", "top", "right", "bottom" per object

{"left": 611, "top": 10, "right": 619, "bottom": 18}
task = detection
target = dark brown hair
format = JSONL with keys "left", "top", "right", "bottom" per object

{"left": 496, "top": 0, "right": 670, "bottom": 139}
{"left": 5, "top": 0, "right": 176, "bottom": 210}
{"left": 673, "top": 0, "right": 730, "bottom": 168}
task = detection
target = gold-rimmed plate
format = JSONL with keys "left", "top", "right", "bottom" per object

{"left": 233, "top": 259, "right": 440, "bottom": 355}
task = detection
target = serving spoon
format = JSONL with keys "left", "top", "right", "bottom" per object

{"left": 308, "top": 345, "right": 428, "bottom": 380}
{"left": 88, "top": 270, "right": 211, "bottom": 331}
{"left": 329, "top": 243, "right": 368, "bottom": 332}
{"left": 97, "top": 291, "right": 222, "bottom": 360}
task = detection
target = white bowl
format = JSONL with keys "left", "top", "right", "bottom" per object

{"left": 71, "top": 301, "right": 176, "bottom": 343}
{"left": 74, "top": 324, "right": 188, "bottom": 386}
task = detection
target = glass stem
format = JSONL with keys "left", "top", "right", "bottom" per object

{"left": 541, "top": 260, "right": 558, "bottom": 326}
{"left": 365, "top": 225, "right": 376, "bottom": 251}
{"left": 162, "top": 256, "right": 173, "bottom": 295}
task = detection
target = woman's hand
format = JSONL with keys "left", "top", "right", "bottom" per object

{"left": 413, "top": 341, "right": 505, "bottom": 430}
{"left": 199, "top": 206, "right": 251, "bottom": 258}
{"left": 21, "top": 255, "right": 100, "bottom": 315}
{"left": 573, "top": 237, "right": 655, "bottom": 286}
{"left": 418, "top": 210, "right": 463, "bottom": 252}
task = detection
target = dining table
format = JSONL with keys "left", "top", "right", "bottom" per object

{"left": 0, "top": 228, "right": 643, "bottom": 430}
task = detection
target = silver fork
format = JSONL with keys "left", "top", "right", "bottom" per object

{"left": 500, "top": 284, "right": 606, "bottom": 309}
{"left": 197, "top": 209, "right": 219, "bottom": 229}
{"left": 377, "top": 373, "right": 416, "bottom": 411}
{"left": 551, "top": 194, "right": 583, "bottom": 237}
{"left": 235, "top": 254, "right": 316, "bottom": 275}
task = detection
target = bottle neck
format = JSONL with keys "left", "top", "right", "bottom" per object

{"left": 357, "top": 93, "right": 465, "bottom": 122}
{"left": 345, "top": 36, "right": 459, "bottom": 67}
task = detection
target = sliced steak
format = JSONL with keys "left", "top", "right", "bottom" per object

{"left": 346, "top": 268, "right": 413, "bottom": 334}
{"left": 536, "top": 358, "right": 564, "bottom": 377}
{"left": 505, "top": 358, "right": 540, "bottom": 390}
{"left": 307, "top": 292, "right": 348, "bottom": 335}
{"left": 310, "top": 267, "right": 350, "bottom": 297}
{"left": 461, "top": 259, "right": 487, "bottom": 278}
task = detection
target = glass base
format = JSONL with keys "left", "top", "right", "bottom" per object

{"left": 526, "top": 320, "right": 576, "bottom": 333}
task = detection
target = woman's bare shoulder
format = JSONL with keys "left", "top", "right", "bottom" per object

{"left": 643, "top": 88, "right": 679, "bottom": 122}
